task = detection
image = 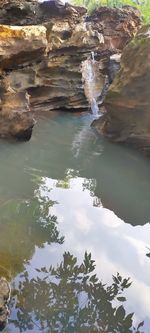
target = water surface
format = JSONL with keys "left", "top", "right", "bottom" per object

{"left": 0, "top": 112, "right": 150, "bottom": 332}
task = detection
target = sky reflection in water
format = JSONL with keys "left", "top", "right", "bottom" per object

{"left": 0, "top": 113, "right": 150, "bottom": 332}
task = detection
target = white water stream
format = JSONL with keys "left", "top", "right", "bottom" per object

{"left": 82, "top": 52, "right": 104, "bottom": 118}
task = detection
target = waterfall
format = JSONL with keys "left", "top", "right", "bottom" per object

{"left": 91, "top": 51, "right": 95, "bottom": 63}
{"left": 91, "top": 97, "right": 99, "bottom": 117}
{"left": 82, "top": 52, "right": 104, "bottom": 118}
{"left": 89, "top": 52, "right": 99, "bottom": 117}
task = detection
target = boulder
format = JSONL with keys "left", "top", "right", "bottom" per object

{"left": 90, "top": 6, "right": 141, "bottom": 50}
{"left": 93, "top": 25, "right": 150, "bottom": 155}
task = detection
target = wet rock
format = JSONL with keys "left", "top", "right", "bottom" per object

{"left": 93, "top": 25, "right": 150, "bottom": 155}
{"left": 0, "top": 278, "right": 11, "bottom": 331}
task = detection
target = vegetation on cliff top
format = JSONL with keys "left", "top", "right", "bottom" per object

{"left": 72, "top": 0, "right": 150, "bottom": 23}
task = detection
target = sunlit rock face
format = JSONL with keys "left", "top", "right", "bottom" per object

{"left": 93, "top": 25, "right": 150, "bottom": 155}
{"left": 0, "top": 23, "right": 46, "bottom": 139}
{"left": 0, "top": 0, "right": 141, "bottom": 139}
{"left": 0, "top": 24, "right": 47, "bottom": 69}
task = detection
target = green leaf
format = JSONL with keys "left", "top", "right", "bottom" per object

{"left": 137, "top": 321, "right": 144, "bottom": 330}
{"left": 35, "top": 268, "right": 41, "bottom": 272}
{"left": 117, "top": 296, "right": 126, "bottom": 302}
{"left": 124, "top": 313, "right": 134, "bottom": 329}
{"left": 116, "top": 305, "right": 126, "bottom": 320}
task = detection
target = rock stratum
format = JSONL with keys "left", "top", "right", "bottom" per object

{"left": 0, "top": 0, "right": 141, "bottom": 140}
{"left": 93, "top": 25, "right": 150, "bottom": 155}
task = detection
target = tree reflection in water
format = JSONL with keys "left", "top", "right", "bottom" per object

{"left": 0, "top": 178, "right": 64, "bottom": 278}
{"left": 11, "top": 252, "right": 144, "bottom": 333}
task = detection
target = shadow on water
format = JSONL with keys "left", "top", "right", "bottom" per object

{"left": 87, "top": 141, "right": 150, "bottom": 226}
{"left": 68, "top": 114, "right": 150, "bottom": 225}
{"left": 8, "top": 252, "right": 144, "bottom": 333}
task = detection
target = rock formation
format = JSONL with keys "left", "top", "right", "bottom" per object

{"left": 0, "top": 278, "right": 10, "bottom": 331}
{"left": 0, "top": 0, "right": 141, "bottom": 140}
{"left": 93, "top": 25, "right": 150, "bottom": 155}
{"left": 90, "top": 6, "right": 141, "bottom": 50}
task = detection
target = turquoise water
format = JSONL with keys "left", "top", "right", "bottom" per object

{"left": 0, "top": 112, "right": 150, "bottom": 332}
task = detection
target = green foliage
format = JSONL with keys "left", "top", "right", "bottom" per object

{"left": 72, "top": 0, "right": 150, "bottom": 23}
{"left": 11, "top": 252, "right": 144, "bottom": 333}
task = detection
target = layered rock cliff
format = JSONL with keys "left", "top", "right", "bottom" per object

{"left": 93, "top": 25, "right": 150, "bottom": 155}
{"left": 0, "top": 0, "right": 141, "bottom": 140}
